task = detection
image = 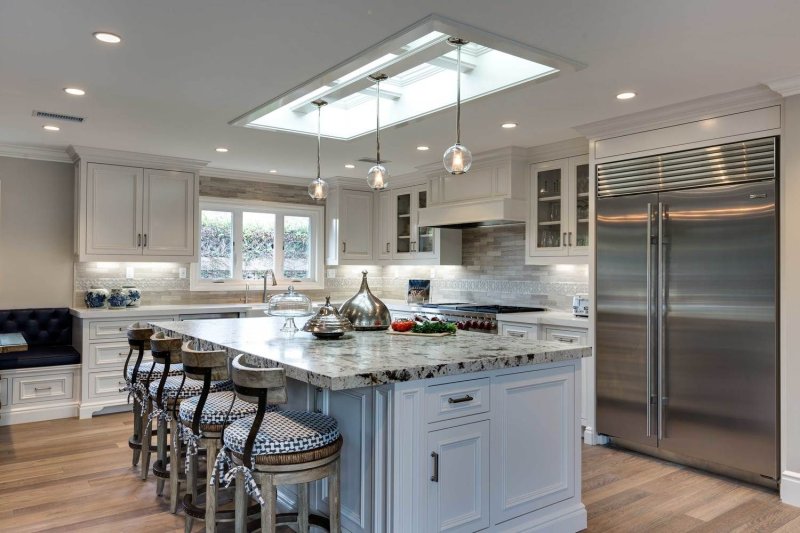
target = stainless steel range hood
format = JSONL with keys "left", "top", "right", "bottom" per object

{"left": 417, "top": 198, "right": 528, "bottom": 228}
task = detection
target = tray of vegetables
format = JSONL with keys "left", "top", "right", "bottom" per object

{"left": 388, "top": 318, "right": 457, "bottom": 336}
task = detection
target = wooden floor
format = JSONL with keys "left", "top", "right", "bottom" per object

{"left": 2, "top": 413, "right": 800, "bottom": 532}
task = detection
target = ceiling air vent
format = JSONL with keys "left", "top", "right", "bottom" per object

{"left": 357, "top": 157, "right": 392, "bottom": 164}
{"left": 32, "top": 110, "right": 86, "bottom": 123}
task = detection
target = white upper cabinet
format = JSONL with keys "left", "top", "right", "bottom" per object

{"left": 526, "top": 155, "right": 590, "bottom": 264}
{"left": 70, "top": 146, "right": 206, "bottom": 262}
{"left": 325, "top": 184, "right": 375, "bottom": 265}
{"left": 390, "top": 184, "right": 461, "bottom": 265}
{"left": 376, "top": 190, "right": 393, "bottom": 261}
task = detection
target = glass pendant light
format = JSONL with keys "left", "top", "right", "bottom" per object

{"left": 443, "top": 37, "right": 472, "bottom": 175}
{"left": 366, "top": 73, "right": 390, "bottom": 190}
{"left": 308, "top": 100, "right": 329, "bottom": 200}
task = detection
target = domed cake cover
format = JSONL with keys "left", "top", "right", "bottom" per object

{"left": 338, "top": 270, "right": 391, "bottom": 330}
{"left": 267, "top": 286, "right": 312, "bottom": 317}
{"left": 303, "top": 296, "right": 354, "bottom": 337}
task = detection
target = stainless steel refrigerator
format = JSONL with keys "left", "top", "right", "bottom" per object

{"left": 595, "top": 137, "right": 779, "bottom": 485}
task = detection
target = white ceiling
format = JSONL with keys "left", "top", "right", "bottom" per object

{"left": 1, "top": 0, "right": 800, "bottom": 179}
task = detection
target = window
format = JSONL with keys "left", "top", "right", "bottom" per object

{"left": 192, "top": 198, "right": 324, "bottom": 291}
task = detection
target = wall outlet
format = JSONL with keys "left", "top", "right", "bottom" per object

{"left": 125, "top": 266, "right": 135, "bottom": 279}
{"left": 179, "top": 267, "right": 187, "bottom": 279}
{"left": 327, "top": 269, "right": 336, "bottom": 278}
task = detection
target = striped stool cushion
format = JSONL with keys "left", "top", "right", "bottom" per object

{"left": 178, "top": 391, "right": 260, "bottom": 427}
{"left": 223, "top": 411, "right": 340, "bottom": 455}
{"left": 148, "top": 375, "right": 233, "bottom": 400}
{"left": 125, "top": 362, "right": 184, "bottom": 381}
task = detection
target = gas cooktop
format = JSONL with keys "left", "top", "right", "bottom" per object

{"left": 436, "top": 304, "right": 546, "bottom": 314}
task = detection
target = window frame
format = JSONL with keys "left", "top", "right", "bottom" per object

{"left": 191, "top": 197, "right": 324, "bottom": 292}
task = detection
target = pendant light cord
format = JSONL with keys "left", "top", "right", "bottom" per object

{"left": 316, "top": 103, "right": 322, "bottom": 180}
{"left": 375, "top": 79, "right": 381, "bottom": 163}
{"left": 456, "top": 43, "right": 462, "bottom": 145}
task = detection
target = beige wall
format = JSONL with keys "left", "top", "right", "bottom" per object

{"left": 781, "top": 96, "right": 800, "bottom": 482}
{"left": 0, "top": 156, "right": 74, "bottom": 308}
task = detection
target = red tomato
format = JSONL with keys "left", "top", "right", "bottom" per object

{"left": 391, "top": 320, "right": 415, "bottom": 332}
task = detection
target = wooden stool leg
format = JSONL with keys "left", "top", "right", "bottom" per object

{"left": 205, "top": 438, "right": 219, "bottom": 533}
{"left": 185, "top": 448, "right": 197, "bottom": 533}
{"left": 329, "top": 458, "right": 341, "bottom": 533}
{"left": 260, "top": 473, "right": 277, "bottom": 533}
{"left": 140, "top": 397, "right": 152, "bottom": 480}
{"left": 297, "top": 482, "right": 309, "bottom": 533}
{"left": 169, "top": 416, "right": 183, "bottom": 514}
{"left": 234, "top": 469, "right": 247, "bottom": 533}
{"left": 131, "top": 397, "right": 142, "bottom": 467}
{"left": 156, "top": 415, "right": 168, "bottom": 495}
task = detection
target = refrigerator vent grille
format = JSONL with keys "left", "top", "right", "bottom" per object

{"left": 596, "top": 137, "right": 775, "bottom": 197}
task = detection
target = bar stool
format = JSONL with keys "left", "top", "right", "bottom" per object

{"left": 215, "top": 354, "right": 342, "bottom": 533}
{"left": 122, "top": 322, "right": 154, "bottom": 468}
{"left": 141, "top": 332, "right": 184, "bottom": 485}
{"left": 178, "top": 342, "right": 261, "bottom": 533}
{"left": 149, "top": 341, "right": 234, "bottom": 513}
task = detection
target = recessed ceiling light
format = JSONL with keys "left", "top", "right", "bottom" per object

{"left": 215, "top": 147, "right": 229, "bottom": 153}
{"left": 616, "top": 91, "right": 637, "bottom": 100}
{"left": 269, "top": 169, "right": 278, "bottom": 173}
{"left": 43, "top": 125, "right": 60, "bottom": 131}
{"left": 64, "top": 87, "right": 86, "bottom": 96}
{"left": 416, "top": 145, "right": 430, "bottom": 151}
{"left": 344, "top": 164, "right": 355, "bottom": 169}
{"left": 501, "top": 122, "right": 518, "bottom": 129}
{"left": 94, "top": 32, "right": 122, "bottom": 44}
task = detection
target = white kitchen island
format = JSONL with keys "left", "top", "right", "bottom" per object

{"left": 151, "top": 316, "right": 590, "bottom": 533}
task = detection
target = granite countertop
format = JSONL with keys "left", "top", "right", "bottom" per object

{"left": 70, "top": 303, "right": 263, "bottom": 319}
{"left": 151, "top": 316, "right": 591, "bottom": 391}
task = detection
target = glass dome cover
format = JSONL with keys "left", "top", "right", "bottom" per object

{"left": 303, "top": 296, "right": 354, "bottom": 339}
{"left": 268, "top": 286, "right": 313, "bottom": 317}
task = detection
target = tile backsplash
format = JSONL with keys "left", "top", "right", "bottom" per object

{"left": 74, "top": 225, "right": 587, "bottom": 311}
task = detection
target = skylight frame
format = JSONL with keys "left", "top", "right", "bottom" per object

{"left": 231, "top": 14, "right": 586, "bottom": 140}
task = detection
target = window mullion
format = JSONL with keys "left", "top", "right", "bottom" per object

{"left": 233, "top": 209, "right": 244, "bottom": 281}
{"left": 275, "top": 213, "right": 285, "bottom": 281}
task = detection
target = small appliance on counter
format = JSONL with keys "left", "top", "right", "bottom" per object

{"left": 303, "top": 296, "right": 354, "bottom": 339}
{"left": 572, "top": 294, "right": 589, "bottom": 317}
{"left": 339, "top": 270, "right": 391, "bottom": 330}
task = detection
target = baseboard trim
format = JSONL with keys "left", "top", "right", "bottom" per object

{"left": 781, "top": 471, "right": 800, "bottom": 507}
{"left": 79, "top": 401, "right": 132, "bottom": 419}
{"left": 582, "top": 426, "right": 609, "bottom": 446}
{"left": 495, "top": 502, "right": 587, "bottom": 532}
{"left": 0, "top": 403, "right": 78, "bottom": 426}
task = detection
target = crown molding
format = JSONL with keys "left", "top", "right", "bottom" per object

{"left": 574, "top": 85, "right": 782, "bottom": 140}
{"left": 766, "top": 75, "right": 800, "bottom": 97}
{"left": 415, "top": 145, "right": 529, "bottom": 174}
{"left": 67, "top": 145, "right": 210, "bottom": 171}
{"left": 526, "top": 137, "right": 588, "bottom": 163}
{"left": 0, "top": 143, "right": 71, "bottom": 163}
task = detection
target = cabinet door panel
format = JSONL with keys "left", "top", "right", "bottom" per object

{"left": 427, "top": 420, "right": 490, "bottom": 533}
{"left": 143, "top": 169, "right": 195, "bottom": 256}
{"left": 492, "top": 367, "right": 575, "bottom": 524}
{"left": 529, "top": 160, "right": 569, "bottom": 258}
{"left": 568, "top": 155, "right": 590, "bottom": 256}
{"left": 340, "top": 189, "right": 374, "bottom": 261}
{"left": 377, "top": 191, "right": 392, "bottom": 259}
{"left": 86, "top": 163, "right": 143, "bottom": 255}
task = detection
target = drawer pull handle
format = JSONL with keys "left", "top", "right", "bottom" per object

{"left": 118, "top": 381, "right": 126, "bottom": 386}
{"left": 34, "top": 386, "right": 52, "bottom": 392}
{"left": 508, "top": 331, "right": 525, "bottom": 338}
{"left": 430, "top": 451, "right": 439, "bottom": 482}
{"left": 448, "top": 394, "right": 474, "bottom": 404}
{"left": 118, "top": 327, "right": 125, "bottom": 332}
{"left": 118, "top": 352, "right": 128, "bottom": 356}
{"left": 555, "top": 336, "right": 575, "bottom": 343}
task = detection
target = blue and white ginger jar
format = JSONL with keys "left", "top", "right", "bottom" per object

{"left": 84, "top": 287, "right": 109, "bottom": 308}
{"left": 123, "top": 286, "right": 141, "bottom": 307}
{"left": 108, "top": 288, "right": 130, "bottom": 309}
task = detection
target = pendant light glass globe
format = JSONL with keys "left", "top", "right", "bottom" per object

{"left": 443, "top": 143, "right": 472, "bottom": 175}
{"left": 366, "top": 164, "right": 389, "bottom": 190}
{"left": 308, "top": 100, "right": 329, "bottom": 200}
{"left": 444, "top": 37, "right": 471, "bottom": 176}
{"left": 367, "top": 74, "right": 389, "bottom": 190}
{"left": 308, "top": 177, "right": 329, "bottom": 200}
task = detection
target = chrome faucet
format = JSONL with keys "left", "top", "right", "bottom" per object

{"left": 263, "top": 269, "right": 277, "bottom": 303}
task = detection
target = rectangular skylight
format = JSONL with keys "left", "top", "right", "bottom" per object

{"left": 231, "top": 15, "right": 584, "bottom": 140}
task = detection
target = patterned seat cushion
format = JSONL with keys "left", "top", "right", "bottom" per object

{"left": 148, "top": 375, "right": 233, "bottom": 400}
{"left": 178, "top": 391, "right": 260, "bottom": 426}
{"left": 223, "top": 411, "right": 340, "bottom": 456}
{"left": 125, "top": 362, "right": 184, "bottom": 381}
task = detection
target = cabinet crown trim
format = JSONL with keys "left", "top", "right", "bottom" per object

{"left": 415, "top": 145, "right": 529, "bottom": 174}
{"left": 766, "top": 74, "right": 800, "bottom": 97}
{"left": 68, "top": 145, "right": 209, "bottom": 171}
{"left": 574, "top": 85, "right": 781, "bottom": 140}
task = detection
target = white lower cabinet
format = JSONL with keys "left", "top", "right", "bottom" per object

{"left": 0, "top": 366, "right": 80, "bottom": 426}
{"left": 499, "top": 322, "right": 536, "bottom": 339}
{"left": 427, "top": 420, "right": 491, "bottom": 533}
{"left": 492, "top": 367, "right": 575, "bottom": 524}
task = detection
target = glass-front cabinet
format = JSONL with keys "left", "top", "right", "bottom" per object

{"left": 392, "top": 184, "right": 436, "bottom": 260}
{"left": 527, "top": 155, "right": 590, "bottom": 262}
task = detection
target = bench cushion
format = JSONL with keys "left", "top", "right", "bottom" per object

{"left": 0, "top": 344, "right": 80, "bottom": 370}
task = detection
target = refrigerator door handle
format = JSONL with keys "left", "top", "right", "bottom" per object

{"left": 657, "top": 202, "right": 667, "bottom": 440}
{"left": 646, "top": 202, "right": 653, "bottom": 437}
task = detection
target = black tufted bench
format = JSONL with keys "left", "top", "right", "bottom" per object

{"left": 0, "top": 308, "right": 80, "bottom": 370}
